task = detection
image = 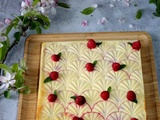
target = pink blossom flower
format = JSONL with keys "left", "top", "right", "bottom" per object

{"left": 4, "top": 18, "right": 11, "bottom": 25}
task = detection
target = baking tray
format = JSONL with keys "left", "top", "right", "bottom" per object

{"left": 17, "top": 32, "right": 160, "bottom": 120}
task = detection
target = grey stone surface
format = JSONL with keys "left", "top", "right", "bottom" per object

{"left": 0, "top": 0, "right": 160, "bottom": 120}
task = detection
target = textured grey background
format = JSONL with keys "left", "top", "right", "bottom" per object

{"left": 0, "top": 0, "right": 160, "bottom": 120}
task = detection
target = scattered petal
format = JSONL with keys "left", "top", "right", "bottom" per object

{"left": 109, "top": 4, "right": 115, "bottom": 8}
{"left": 124, "top": 1, "right": 130, "bottom": 7}
{"left": 98, "top": 17, "right": 108, "bottom": 24}
{"left": 117, "top": 18, "right": 126, "bottom": 23}
{"left": 21, "top": 1, "right": 27, "bottom": 8}
{"left": 0, "top": 22, "right": 4, "bottom": 28}
{"left": 92, "top": 4, "right": 98, "bottom": 8}
{"left": 129, "top": 24, "right": 134, "bottom": 28}
{"left": 4, "top": 18, "right": 11, "bottom": 25}
{"left": 81, "top": 20, "right": 88, "bottom": 27}
{"left": 50, "top": 7, "right": 56, "bottom": 15}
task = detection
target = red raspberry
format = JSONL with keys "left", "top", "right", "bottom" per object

{"left": 112, "top": 62, "right": 121, "bottom": 71}
{"left": 131, "top": 118, "right": 138, "bottom": 120}
{"left": 87, "top": 39, "right": 96, "bottom": 49}
{"left": 127, "top": 91, "right": 137, "bottom": 101}
{"left": 100, "top": 91, "right": 110, "bottom": 101}
{"left": 48, "top": 94, "right": 57, "bottom": 102}
{"left": 132, "top": 40, "right": 141, "bottom": 50}
{"left": 73, "top": 116, "right": 84, "bottom": 120}
{"left": 49, "top": 71, "right": 59, "bottom": 80}
{"left": 51, "top": 54, "right": 60, "bottom": 62}
{"left": 75, "top": 96, "right": 86, "bottom": 106}
{"left": 85, "top": 63, "right": 94, "bottom": 72}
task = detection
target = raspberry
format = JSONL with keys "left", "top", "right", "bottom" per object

{"left": 48, "top": 94, "right": 57, "bottom": 102}
{"left": 75, "top": 96, "right": 86, "bottom": 106}
{"left": 127, "top": 91, "right": 137, "bottom": 103}
{"left": 51, "top": 54, "right": 60, "bottom": 62}
{"left": 100, "top": 91, "right": 110, "bottom": 101}
{"left": 85, "top": 63, "right": 94, "bottom": 72}
{"left": 112, "top": 62, "right": 121, "bottom": 71}
{"left": 132, "top": 40, "right": 141, "bottom": 50}
{"left": 87, "top": 39, "right": 96, "bottom": 49}
{"left": 49, "top": 71, "right": 59, "bottom": 80}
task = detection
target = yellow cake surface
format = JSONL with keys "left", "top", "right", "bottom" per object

{"left": 36, "top": 40, "right": 146, "bottom": 120}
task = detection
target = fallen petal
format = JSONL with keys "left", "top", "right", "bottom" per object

{"left": 81, "top": 20, "right": 88, "bottom": 27}
{"left": 50, "top": 7, "right": 56, "bottom": 15}
{"left": 125, "top": 1, "right": 130, "bottom": 7}
{"left": 129, "top": 24, "right": 134, "bottom": 28}
{"left": 98, "top": 17, "right": 108, "bottom": 24}
{"left": 92, "top": 4, "right": 98, "bottom": 8}
{"left": 109, "top": 4, "right": 115, "bottom": 8}
{"left": 4, "top": 18, "right": 11, "bottom": 25}
{"left": 0, "top": 22, "right": 3, "bottom": 28}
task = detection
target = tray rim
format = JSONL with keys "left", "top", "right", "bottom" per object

{"left": 17, "top": 31, "right": 160, "bottom": 120}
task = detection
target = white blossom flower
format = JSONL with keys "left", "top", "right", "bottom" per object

{"left": 20, "top": 0, "right": 57, "bottom": 16}
{"left": 0, "top": 43, "right": 3, "bottom": 48}
{"left": 0, "top": 72, "right": 16, "bottom": 90}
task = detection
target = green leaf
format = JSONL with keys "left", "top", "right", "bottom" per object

{"left": 0, "top": 42, "right": 8, "bottom": 62}
{"left": 4, "top": 91, "right": 10, "bottom": 98}
{"left": 119, "top": 64, "right": 126, "bottom": 70}
{"left": 14, "top": 70, "right": 24, "bottom": 88}
{"left": 57, "top": 2, "right": 70, "bottom": 8}
{"left": 107, "top": 86, "right": 112, "bottom": 93}
{"left": 70, "top": 96, "right": 76, "bottom": 100}
{"left": 128, "top": 42, "right": 133, "bottom": 46}
{"left": 11, "top": 63, "right": 19, "bottom": 72}
{"left": 133, "top": 99, "right": 138, "bottom": 104}
{"left": 36, "top": 26, "right": 42, "bottom": 34}
{"left": 44, "top": 77, "right": 52, "bottom": 83}
{"left": 81, "top": 7, "right": 95, "bottom": 15}
{"left": 14, "top": 32, "right": 21, "bottom": 42}
{"left": 96, "top": 42, "right": 102, "bottom": 47}
{"left": 93, "top": 60, "right": 97, "bottom": 66}
{"left": 136, "top": 9, "right": 142, "bottom": 19}
{"left": 32, "top": 0, "right": 40, "bottom": 6}
{"left": 54, "top": 90, "right": 57, "bottom": 95}
{"left": 5, "top": 24, "right": 14, "bottom": 35}
{"left": 153, "top": 12, "right": 160, "bottom": 17}
{"left": 0, "top": 64, "right": 12, "bottom": 73}
{"left": 58, "top": 53, "right": 62, "bottom": 57}
{"left": 22, "top": 86, "right": 30, "bottom": 94}
{"left": 20, "top": 59, "right": 27, "bottom": 71}
{"left": 29, "top": 22, "right": 37, "bottom": 30}
{"left": 0, "top": 47, "right": 2, "bottom": 61}
{"left": 149, "top": 0, "right": 157, "bottom": 4}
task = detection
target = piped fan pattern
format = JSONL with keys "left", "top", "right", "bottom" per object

{"left": 37, "top": 40, "right": 146, "bottom": 120}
